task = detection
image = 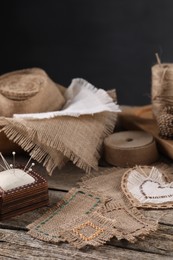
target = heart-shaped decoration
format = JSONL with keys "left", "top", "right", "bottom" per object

{"left": 121, "top": 165, "right": 173, "bottom": 208}
{"left": 141, "top": 180, "right": 173, "bottom": 200}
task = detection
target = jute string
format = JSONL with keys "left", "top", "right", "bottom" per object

{"left": 152, "top": 54, "right": 173, "bottom": 138}
{"left": 152, "top": 55, "right": 173, "bottom": 118}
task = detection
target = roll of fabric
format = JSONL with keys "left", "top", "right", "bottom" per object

{"left": 104, "top": 130, "right": 158, "bottom": 167}
{"left": 0, "top": 68, "right": 65, "bottom": 117}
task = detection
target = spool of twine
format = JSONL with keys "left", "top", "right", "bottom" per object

{"left": 152, "top": 57, "right": 173, "bottom": 119}
{"left": 152, "top": 54, "right": 173, "bottom": 138}
{"left": 157, "top": 106, "right": 173, "bottom": 139}
{"left": 103, "top": 130, "right": 158, "bottom": 167}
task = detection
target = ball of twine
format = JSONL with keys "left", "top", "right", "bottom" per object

{"left": 157, "top": 106, "right": 173, "bottom": 139}
{"left": 152, "top": 54, "right": 173, "bottom": 119}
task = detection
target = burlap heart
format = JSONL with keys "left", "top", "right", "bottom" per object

{"left": 121, "top": 165, "right": 173, "bottom": 209}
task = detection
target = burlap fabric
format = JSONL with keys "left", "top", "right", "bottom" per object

{"left": 27, "top": 167, "right": 158, "bottom": 249}
{"left": 0, "top": 112, "right": 117, "bottom": 174}
{"left": 0, "top": 78, "right": 119, "bottom": 174}
{"left": 0, "top": 68, "right": 65, "bottom": 117}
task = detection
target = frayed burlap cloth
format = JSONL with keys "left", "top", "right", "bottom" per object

{"left": 0, "top": 79, "right": 120, "bottom": 174}
{"left": 27, "top": 167, "right": 159, "bottom": 249}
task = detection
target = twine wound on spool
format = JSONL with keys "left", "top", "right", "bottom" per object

{"left": 152, "top": 54, "right": 173, "bottom": 118}
{"left": 103, "top": 131, "right": 158, "bottom": 167}
{"left": 152, "top": 54, "right": 173, "bottom": 139}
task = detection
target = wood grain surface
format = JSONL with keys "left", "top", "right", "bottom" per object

{"left": 119, "top": 105, "right": 173, "bottom": 161}
{"left": 0, "top": 155, "right": 173, "bottom": 259}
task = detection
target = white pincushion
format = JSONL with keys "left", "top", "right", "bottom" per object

{"left": 0, "top": 168, "right": 35, "bottom": 191}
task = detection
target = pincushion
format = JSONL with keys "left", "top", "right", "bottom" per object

{"left": 0, "top": 166, "right": 49, "bottom": 220}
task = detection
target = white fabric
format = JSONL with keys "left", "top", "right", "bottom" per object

{"left": 13, "top": 78, "right": 120, "bottom": 119}
{"left": 0, "top": 168, "right": 35, "bottom": 191}
{"left": 127, "top": 167, "right": 173, "bottom": 204}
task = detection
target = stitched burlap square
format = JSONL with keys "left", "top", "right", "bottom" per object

{"left": 27, "top": 167, "right": 158, "bottom": 248}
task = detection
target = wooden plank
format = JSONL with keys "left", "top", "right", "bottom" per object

{"left": 0, "top": 228, "right": 171, "bottom": 260}
{"left": 42, "top": 163, "right": 86, "bottom": 191}
{"left": 119, "top": 105, "right": 173, "bottom": 160}
{"left": 141, "top": 208, "right": 173, "bottom": 226}
{"left": 110, "top": 224, "right": 173, "bottom": 256}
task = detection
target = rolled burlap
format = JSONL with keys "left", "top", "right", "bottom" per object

{"left": 104, "top": 130, "right": 158, "bottom": 167}
{"left": 0, "top": 68, "right": 65, "bottom": 117}
{"left": 152, "top": 63, "right": 173, "bottom": 119}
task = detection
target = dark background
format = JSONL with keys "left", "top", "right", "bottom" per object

{"left": 0, "top": 0, "right": 173, "bottom": 105}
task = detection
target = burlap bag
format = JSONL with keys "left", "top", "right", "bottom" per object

{"left": 0, "top": 68, "right": 65, "bottom": 117}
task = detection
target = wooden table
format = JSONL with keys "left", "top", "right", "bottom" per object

{"left": 0, "top": 156, "right": 173, "bottom": 260}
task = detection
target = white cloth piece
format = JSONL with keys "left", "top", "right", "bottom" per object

{"left": 127, "top": 167, "right": 173, "bottom": 204}
{"left": 0, "top": 169, "right": 35, "bottom": 191}
{"left": 13, "top": 78, "right": 120, "bottom": 119}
